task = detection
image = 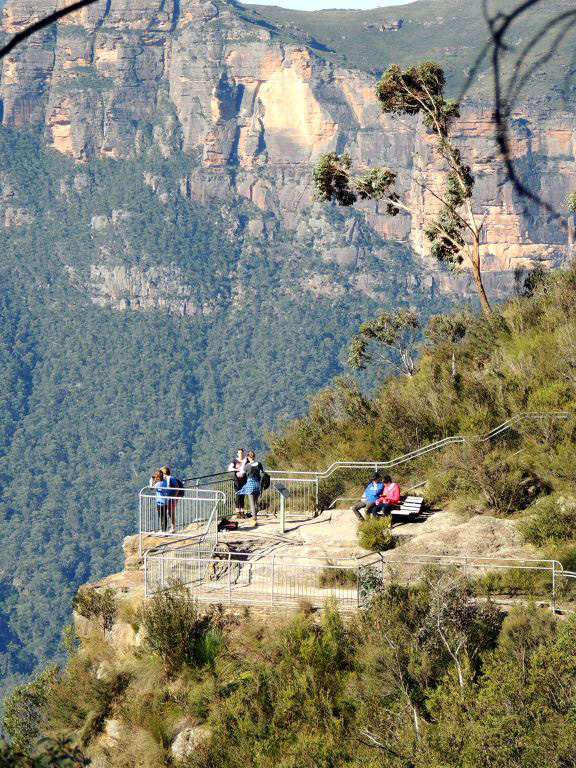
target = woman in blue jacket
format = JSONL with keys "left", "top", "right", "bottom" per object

{"left": 351, "top": 472, "right": 384, "bottom": 521}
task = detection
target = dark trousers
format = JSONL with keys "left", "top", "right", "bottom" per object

{"left": 157, "top": 504, "right": 168, "bottom": 532}
{"left": 234, "top": 477, "right": 246, "bottom": 509}
{"left": 374, "top": 502, "right": 396, "bottom": 515}
{"left": 352, "top": 500, "right": 377, "bottom": 521}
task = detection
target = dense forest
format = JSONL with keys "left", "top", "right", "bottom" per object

{"left": 0, "top": 124, "right": 452, "bottom": 701}
{"left": 2, "top": 265, "right": 576, "bottom": 766}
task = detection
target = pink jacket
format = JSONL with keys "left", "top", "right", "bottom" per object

{"left": 377, "top": 482, "right": 400, "bottom": 505}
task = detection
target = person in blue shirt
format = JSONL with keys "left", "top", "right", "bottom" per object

{"left": 150, "top": 469, "right": 170, "bottom": 532}
{"left": 350, "top": 472, "right": 384, "bottom": 521}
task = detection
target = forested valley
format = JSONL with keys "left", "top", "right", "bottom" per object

{"left": 0, "top": 125, "right": 450, "bottom": 700}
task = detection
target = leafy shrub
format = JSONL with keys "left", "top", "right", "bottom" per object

{"left": 0, "top": 737, "right": 89, "bottom": 767}
{"left": 43, "top": 656, "right": 129, "bottom": 743}
{"left": 519, "top": 495, "right": 576, "bottom": 546}
{"left": 425, "top": 468, "right": 462, "bottom": 505}
{"left": 358, "top": 568, "right": 384, "bottom": 603}
{"left": 139, "top": 589, "right": 222, "bottom": 674}
{"left": 319, "top": 566, "right": 357, "bottom": 588}
{"left": 317, "top": 474, "right": 346, "bottom": 511}
{"left": 357, "top": 516, "right": 395, "bottom": 552}
{"left": 2, "top": 666, "right": 57, "bottom": 754}
{"left": 545, "top": 542, "right": 576, "bottom": 572}
{"left": 474, "top": 568, "right": 549, "bottom": 597}
{"left": 73, "top": 587, "right": 117, "bottom": 634}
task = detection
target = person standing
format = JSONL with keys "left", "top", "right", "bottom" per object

{"left": 350, "top": 472, "right": 384, "bottom": 521}
{"left": 228, "top": 449, "right": 248, "bottom": 518}
{"left": 150, "top": 469, "right": 169, "bottom": 532}
{"left": 161, "top": 465, "right": 183, "bottom": 534}
{"left": 237, "top": 450, "right": 264, "bottom": 527}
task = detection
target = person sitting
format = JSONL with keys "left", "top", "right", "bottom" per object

{"left": 374, "top": 475, "right": 401, "bottom": 515}
{"left": 350, "top": 472, "right": 384, "bottom": 521}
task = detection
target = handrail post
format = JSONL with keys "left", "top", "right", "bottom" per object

{"left": 552, "top": 561, "right": 556, "bottom": 610}
{"left": 271, "top": 555, "right": 275, "bottom": 606}
{"left": 280, "top": 493, "right": 285, "bottom": 535}
{"left": 315, "top": 477, "right": 319, "bottom": 514}
{"left": 228, "top": 552, "right": 232, "bottom": 604}
{"left": 356, "top": 556, "right": 361, "bottom": 609}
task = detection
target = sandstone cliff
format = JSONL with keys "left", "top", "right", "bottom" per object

{"left": 1, "top": 0, "right": 575, "bottom": 307}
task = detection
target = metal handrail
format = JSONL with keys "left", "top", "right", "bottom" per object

{"left": 139, "top": 487, "right": 225, "bottom": 555}
{"left": 181, "top": 411, "right": 571, "bottom": 487}
{"left": 144, "top": 546, "right": 576, "bottom": 608}
{"left": 183, "top": 470, "right": 233, "bottom": 486}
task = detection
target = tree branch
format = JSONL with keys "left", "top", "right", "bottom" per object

{"left": 0, "top": 0, "right": 99, "bottom": 61}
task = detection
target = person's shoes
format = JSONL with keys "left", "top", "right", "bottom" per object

{"left": 169, "top": 525, "right": 175, "bottom": 533}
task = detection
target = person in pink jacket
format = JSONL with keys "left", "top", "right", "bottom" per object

{"left": 374, "top": 475, "right": 401, "bottom": 515}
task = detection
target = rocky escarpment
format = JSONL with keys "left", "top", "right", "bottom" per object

{"left": 1, "top": 0, "right": 575, "bottom": 307}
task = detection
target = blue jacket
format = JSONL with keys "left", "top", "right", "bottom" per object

{"left": 364, "top": 481, "right": 384, "bottom": 502}
{"left": 154, "top": 479, "right": 169, "bottom": 505}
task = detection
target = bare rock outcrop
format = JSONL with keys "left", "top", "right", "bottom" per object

{"left": 2, "top": 0, "right": 575, "bottom": 306}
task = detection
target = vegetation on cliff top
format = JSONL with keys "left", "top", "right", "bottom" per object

{"left": 5, "top": 577, "right": 576, "bottom": 767}
{"left": 4, "top": 267, "right": 576, "bottom": 765}
{"left": 265, "top": 263, "right": 576, "bottom": 573}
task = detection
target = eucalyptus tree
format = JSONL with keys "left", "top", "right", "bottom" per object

{"left": 314, "top": 61, "right": 493, "bottom": 316}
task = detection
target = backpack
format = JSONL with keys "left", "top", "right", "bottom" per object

{"left": 218, "top": 518, "right": 239, "bottom": 531}
{"left": 260, "top": 471, "right": 271, "bottom": 491}
{"left": 170, "top": 476, "right": 185, "bottom": 498}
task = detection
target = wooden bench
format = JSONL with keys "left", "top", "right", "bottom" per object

{"left": 391, "top": 495, "right": 424, "bottom": 519}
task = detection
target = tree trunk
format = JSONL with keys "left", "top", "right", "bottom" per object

{"left": 471, "top": 238, "right": 492, "bottom": 316}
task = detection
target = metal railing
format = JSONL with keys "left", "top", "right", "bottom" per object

{"left": 145, "top": 547, "right": 360, "bottom": 609}
{"left": 144, "top": 547, "right": 576, "bottom": 610}
{"left": 355, "top": 552, "right": 573, "bottom": 606}
{"left": 184, "top": 472, "right": 318, "bottom": 521}
{"left": 138, "top": 487, "right": 225, "bottom": 555}
{"left": 182, "top": 413, "right": 571, "bottom": 508}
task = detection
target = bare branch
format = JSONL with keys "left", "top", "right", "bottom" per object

{"left": 0, "top": 0, "right": 99, "bottom": 61}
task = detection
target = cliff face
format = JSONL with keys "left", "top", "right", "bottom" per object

{"left": 1, "top": 0, "right": 574, "bottom": 306}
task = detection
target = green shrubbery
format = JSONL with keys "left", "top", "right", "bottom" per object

{"left": 269, "top": 265, "right": 576, "bottom": 525}
{"left": 357, "top": 516, "right": 395, "bottom": 551}
{"left": 26, "top": 573, "right": 576, "bottom": 768}
{"left": 72, "top": 588, "right": 117, "bottom": 634}
{"left": 0, "top": 737, "right": 88, "bottom": 767}
{"left": 138, "top": 589, "right": 222, "bottom": 674}
{"left": 2, "top": 666, "right": 57, "bottom": 754}
{"left": 520, "top": 495, "right": 576, "bottom": 546}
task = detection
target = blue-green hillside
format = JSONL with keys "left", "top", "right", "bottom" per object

{"left": 0, "top": 127, "right": 449, "bottom": 699}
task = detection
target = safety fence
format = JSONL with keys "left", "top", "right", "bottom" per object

{"left": 145, "top": 546, "right": 360, "bottom": 610}
{"left": 356, "top": 552, "right": 576, "bottom": 605}
{"left": 182, "top": 411, "right": 570, "bottom": 513}
{"left": 144, "top": 547, "right": 576, "bottom": 610}
{"left": 184, "top": 472, "right": 318, "bottom": 521}
{"left": 138, "top": 487, "right": 224, "bottom": 555}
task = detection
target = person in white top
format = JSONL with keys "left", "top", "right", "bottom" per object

{"left": 228, "top": 449, "right": 248, "bottom": 518}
